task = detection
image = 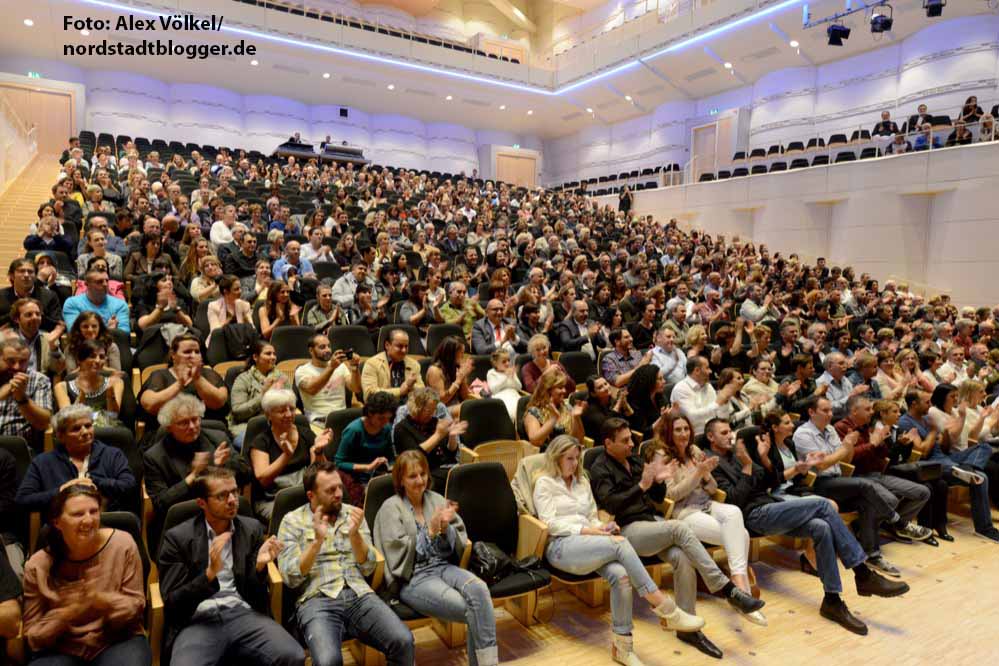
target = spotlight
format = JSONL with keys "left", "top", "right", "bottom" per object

{"left": 789, "top": 40, "right": 799, "bottom": 48}
{"left": 827, "top": 23, "right": 851, "bottom": 46}
{"left": 924, "top": 0, "right": 945, "bottom": 17}
{"left": 871, "top": 6, "right": 893, "bottom": 33}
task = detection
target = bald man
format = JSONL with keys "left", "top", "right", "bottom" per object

{"left": 471, "top": 298, "right": 526, "bottom": 355}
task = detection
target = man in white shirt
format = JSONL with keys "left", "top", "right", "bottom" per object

{"left": 738, "top": 285, "right": 775, "bottom": 323}
{"left": 649, "top": 327, "right": 686, "bottom": 385}
{"left": 669, "top": 357, "right": 739, "bottom": 436}
{"left": 331, "top": 261, "right": 376, "bottom": 309}
{"left": 295, "top": 334, "right": 362, "bottom": 432}
{"left": 210, "top": 204, "right": 237, "bottom": 247}
{"left": 938, "top": 345, "right": 970, "bottom": 386}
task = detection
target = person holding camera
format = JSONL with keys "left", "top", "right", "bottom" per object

{"left": 296, "top": 334, "right": 362, "bottom": 432}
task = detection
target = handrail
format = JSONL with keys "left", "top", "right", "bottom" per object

{"left": 0, "top": 94, "right": 30, "bottom": 138}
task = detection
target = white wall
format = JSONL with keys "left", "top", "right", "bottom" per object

{"left": 546, "top": 15, "right": 999, "bottom": 185}
{"left": 0, "top": 57, "right": 541, "bottom": 176}
{"left": 593, "top": 141, "right": 999, "bottom": 307}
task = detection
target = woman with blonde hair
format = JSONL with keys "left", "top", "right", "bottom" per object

{"left": 533, "top": 435, "right": 703, "bottom": 666}
{"left": 523, "top": 369, "right": 584, "bottom": 451}
{"left": 648, "top": 415, "right": 765, "bottom": 624}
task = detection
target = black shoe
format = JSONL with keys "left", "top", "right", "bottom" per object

{"left": 937, "top": 530, "right": 955, "bottom": 542}
{"left": 677, "top": 631, "right": 723, "bottom": 659}
{"left": 726, "top": 586, "right": 765, "bottom": 614}
{"left": 800, "top": 553, "right": 820, "bottom": 577}
{"left": 923, "top": 536, "right": 939, "bottom": 547}
{"left": 820, "top": 598, "right": 868, "bottom": 636}
{"left": 856, "top": 570, "right": 910, "bottom": 598}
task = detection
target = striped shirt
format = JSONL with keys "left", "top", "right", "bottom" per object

{"left": 276, "top": 502, "right": 376, "bottom": 606}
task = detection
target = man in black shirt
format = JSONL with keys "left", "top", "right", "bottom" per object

{"left": 224, "top": 232, "right": 260, "bottom": 278}
{"left": 705, "top": 418, "right": 909, "bottom": 636}
{"left": 392, "top": 387, "right": 465, "bottom": 490}
{"left": 588, "top": 418, "right": 764, "bottom": 659}
{"left": 0, "top": 259, "right": 64, "bottom": 334}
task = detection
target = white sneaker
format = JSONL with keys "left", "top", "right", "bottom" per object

{"left": 951, "top": 466, "right": 986, "bottom": 485}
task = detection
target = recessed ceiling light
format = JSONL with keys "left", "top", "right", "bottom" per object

{"left": 80, "top": 29, "right": 90, "bottom": 36}
{"left": 250, "top": 59, "right": 259, "bottom": 66}
{"left": 23, "top": 19, "right": 33, "bottom": 27}
{"left": 445, "top": 95, "right": 453, "bottom": 100}
{"left": 387, "top": 84, "right": 395, "bottom": 90}
{"left": 724, "top": 62, "right": 733, "bottom": 69}
{"left": 527, "top": 110, "right": 533, "bottom": 115}
{"left": 624, "top": 95, "right": 632, "bottom": 101}
{"left": 789, "top": 39, "right": 799, "bottom": 48}
{"left": 322, "top": 72, "right": 331, "bottom": 79}
{"left": 499, "top": 104, "right": 506, "bottom": 110}
{"left": 586, "top": 107, "right": 593, "bottom": 113}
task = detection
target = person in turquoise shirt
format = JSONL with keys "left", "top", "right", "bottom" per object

{"left": 334, "top": 391, "right": 397, "bottom": 505}
{"left": 62, "top": 268, "right": 131, "bottom": 334}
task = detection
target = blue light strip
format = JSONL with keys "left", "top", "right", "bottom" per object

{"left": 74, "top": 0, "right": 808, "bottom": 96}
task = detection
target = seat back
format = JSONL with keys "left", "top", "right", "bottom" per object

{"left": 324, "top": 408, "right": 364, "bottom": 457}
{"left": 271, "top": 325, "right": 317, "bottom": 362}
{"left": 582, "top": 445, "right": 605, "bottom": 472}
{"left": 445, "top": 463, "right": 518, "bottom": 555}
{"left": 558, "top": 351, "right": 596, "bottom": 385}
{"left": 268, "top": 486, "right": 308, "bottom": 535}
{"left": 427, "top": 324, "right": 466, "bottom": 356}
{"left": 362, "top": 474, "right": 397, "bottom": 531}
{"left": 328, "top": 325, "right": 377, "bottom": 357}
{"left": 161, "top": 497, "right": 255, "bottom": 555}
{"left": 459, "top": 399, "right": 516, "bottom": 447}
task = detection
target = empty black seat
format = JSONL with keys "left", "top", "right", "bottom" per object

{"left": 699, "top": 173, "right": 715, "bottom": 182}
{"left": 828, "top": 134, "right": 848, "bottom": 146}
{"left": 732, "top": 167, "right": 749, "bottom": 177}
{"left": 732, "top": 151, "right": 747, "bottom": 160}
{"left": 751, "top": 165, "right": 768, "bottom": 175}
{"left": 769, "top": 161, "right": 787, "bottom": 172}
{"left": 859, "top": 147, "right": 880, "bottom": 159}
{"left": 717, "top": 170, "right": 731, "bottom": 179}
{"left": 749, "top": 148, "right": 767, "bottom": 159}
{"left": 790, "top": 158, "right": 810, "bottom": 170}
{"left": 812, "top": 155, "right": 830, "bottom": 166}
{"left": 767, "top": 145, "right": 783, "bottom": 155}
{"left": 806, "top": 137, "right": 825, "bottom": 149}
{"left": 786, "top": 141, "right": 805, "bottom": 152}
{"left": 835, "top": 151, "right": 857, "bottom": 163}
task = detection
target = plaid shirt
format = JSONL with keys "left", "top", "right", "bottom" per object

{"left": 0, "top": 371, "right": 52, "bottom": 442}
{"left": 276, "top": 503, "right": 376, "bottom": 606}
{"left": 600, "top": 349, "right": 643, "bottom": 385}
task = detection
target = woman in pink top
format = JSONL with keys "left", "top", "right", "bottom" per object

{"left": 22, "top": 483, "right": 150, "bottom": 665}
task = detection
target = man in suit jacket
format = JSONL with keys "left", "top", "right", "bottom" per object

{"left": 471, "top": 298, "right": 526, "bottom": 355}
{"left": 556, "top": 300, "right": 607, "bottom": 354}
{"left": 872, "top": 111, "right": 899, "bottom": 137}
{"left": 158, "top": 466, "right": 304, "bottom": 666}
{"left": 905, "top": 104, "right": 932, "bottom": 134}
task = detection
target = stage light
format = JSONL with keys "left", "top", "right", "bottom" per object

{"left": 827, "top": 23, "right": 850, "bottom": 46}
{"left": 871, "top": 6, "right": 893, "bottom": 33}
{"left": 924, "top": 0, "right": 945, "bottom": 17}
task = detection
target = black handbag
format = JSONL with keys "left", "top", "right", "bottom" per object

{"left": 469, "top": 542, "right": 512, "bottom": 586}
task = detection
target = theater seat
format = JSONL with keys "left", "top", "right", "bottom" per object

{"left": 786, "top": 141, "right": 805, "bottom": 153}
{"left": 699, "top": 173, "right": 715, "bottom": 182}
{"left": 859, "top": 147, "right": 880, "bottom": 159}
{"left": 717, "top": 170, "right": 731, "bottom": 179}
{"left": 751, "top": 165, "right": 768, "bottom": 175}
{"left": 812, "top": 155, "right": 830, "bottom": 166}
{"left": 790, "top": 158, "right": 810, "bottom": 170}
{"left": 769, "top": 161, "right": 787, "bottom": 172}
{"left": 732, "top": 167, "right": 750, "bottom": 177}
{"left": 835, "top": 151, "right": 857, "bottom": 163}
{"left": 828, "top": 134, "right": 848, "bottom": 146}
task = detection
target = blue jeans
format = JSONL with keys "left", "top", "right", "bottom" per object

{"left": 746, "top": 496, "right": 867, "bottom": 595}
{"left": 547, "top": 534, "right": 659, "bottom": 635}
{"left": 29, "top": 635, "right": 152, "bottom": 666}
{"left": 296, "top": 589, "right": 415, "bottom": 666}
{"left": 931, "top": 447, "right": 995, "bottom": 533}
{"left": 171, "top": 604, "right": 304, "bottom": 666}
{"left": 399, "top": 563, "right": 497, "bottom": 666}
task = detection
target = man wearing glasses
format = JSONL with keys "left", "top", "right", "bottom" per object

{"left": 158, "top": 465, "right": 305, "bottom": 665}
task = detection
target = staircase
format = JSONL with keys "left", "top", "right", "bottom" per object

{"left": 0, "top": 154, "right": 59, "bottom": 285}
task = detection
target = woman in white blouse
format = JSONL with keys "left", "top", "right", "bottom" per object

{"left": 533, "top": 435, "right": 703, "bottom": 666}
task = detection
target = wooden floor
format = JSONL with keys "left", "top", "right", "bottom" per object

{"left": 366, "top": 508, "right": 999, "bottom": 665}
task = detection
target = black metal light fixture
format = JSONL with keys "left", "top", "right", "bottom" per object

{"left": 871, "top": 5, "right": 894, "bottom": 33}
{"left": 827, "top": 23, "right": 851, "bottom": 46}
{"left": 924, "top": 0, "right": 946, "bottom": 17}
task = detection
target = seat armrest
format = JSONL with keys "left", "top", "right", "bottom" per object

{"left": 43, "top": 428, "right": 54, "bottom": 453}
{"left": 582, "top": 436, "right": 594, "bottom": 448}
{"left": 370, "top": 546, "right": 385, "bottom": 591}
{"left": 267, "top": 561, "right": 283, "bottom": 622}
{"left": 459, "top": 541, "right": 472, "bottom": 569}
{"left": 516, "top": 514, "right": 548, "bottom": 560}
{"left": 711, "top": 489, "right": 727, "bottom": 503}
{"left": 804, "top": 471, "right": 817, "bottom": 487}
{"left": 840, "top": 462, "right": 856, "bottom": 477}
{"left": 459, "top": 446, "right": 479, "bottom": 464}
{"left": 148, "top": 582, "right": 163, "bottom": 666}
{"left": 908, "top": 450, "right": 922, "bottom": 463}
{"left": 597, "top": 509, "right": 614, "bottom": 524}
{"left": 661, "top": 497, "right": 676, "bottom": 520}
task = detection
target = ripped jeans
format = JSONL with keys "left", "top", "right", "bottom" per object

{"left": 546, "top": 534, "right": 659, "bottom": 635}
{"left": 399, "top": 563, "right": 498, "bottom": 666}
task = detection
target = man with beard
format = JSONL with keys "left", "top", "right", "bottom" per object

{"left": 277, "top": 460, "right": 414, "bottom": 666}
{"left": 8, "top": 298, "right": 64, "bottom": 377}
{"left": 158, "top": 466, "right": 304, "bottom": 666}
{"left": 295, "top": 334, "right": 362, "bottom": 432}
